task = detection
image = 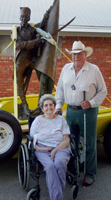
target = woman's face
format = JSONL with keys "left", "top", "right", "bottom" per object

{"left": 42, "top": 99, "right": 55, "bottom": 115}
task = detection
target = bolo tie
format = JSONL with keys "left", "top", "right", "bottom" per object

{"left": 71, "top": 76, "right": 79, "bottom": 90}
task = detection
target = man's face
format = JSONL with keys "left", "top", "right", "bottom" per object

{"left": 72, "top": 51, "right": 87, "bottom": 71}
{"left": 20, "top": 14, "right": 30, "bottom": 26}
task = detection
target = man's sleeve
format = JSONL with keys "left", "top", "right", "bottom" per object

{"left": 89, "top": 69, "right": 107, "bottom": 107}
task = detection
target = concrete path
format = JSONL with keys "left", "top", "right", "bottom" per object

{"left": 0, "top": 140, "right": 111, "bottom": 200}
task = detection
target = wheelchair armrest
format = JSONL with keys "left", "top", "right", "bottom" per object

{"left": 26, "top": 135, "right": 33, "bottom": 142}
{"left": 26, "top": 135, "right": 35, "bottom": 154}
{"left": 70, "top": 134, "right": 75, "bottom": 140}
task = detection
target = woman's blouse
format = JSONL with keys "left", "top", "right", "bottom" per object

{"left": 30, "top": 115, "right": 70, "bottom": 147}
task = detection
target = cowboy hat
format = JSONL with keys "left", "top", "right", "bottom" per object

{"left": 65, "top": 41, "right": 93, "bottom": 57}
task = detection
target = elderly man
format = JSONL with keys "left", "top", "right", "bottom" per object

{"left": 55, "top": 41, "right": 107, "bottom": 186}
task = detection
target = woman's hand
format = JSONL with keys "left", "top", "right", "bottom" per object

{"left": 48, "top": 149, "right": 57, "bottom": 160}
{"left": 48, "top": 134, "right": 70, "bottom": 160}
{"left": 35, "top": 144, "right": 52, "bottom": 152}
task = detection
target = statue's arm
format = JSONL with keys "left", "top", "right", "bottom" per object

{"left": 16, "top": 38, "right": 43, "bottom": 51}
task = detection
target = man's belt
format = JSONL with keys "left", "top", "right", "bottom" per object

{"left": 69, "top": 105, "right": 82, "bottom": 110}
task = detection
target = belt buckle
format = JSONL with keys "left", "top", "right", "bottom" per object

{"left": 70, "top": 105, "right": 77, "bottom": 110}
{"left": 73, "top": 106, "right": 77, "bottom": 110}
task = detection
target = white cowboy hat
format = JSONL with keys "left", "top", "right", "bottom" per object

{"left": 65, "top": 41, "right": 93, "bottom": 57}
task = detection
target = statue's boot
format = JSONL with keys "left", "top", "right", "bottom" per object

{"left": 18, "top": 102, "right": 30, "bottom": 120}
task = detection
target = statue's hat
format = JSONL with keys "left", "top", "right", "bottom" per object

{"left": 20, "top": 7, "right": 31, "bottom": 16}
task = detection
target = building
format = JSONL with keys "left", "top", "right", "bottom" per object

{"left": 0, "top": 0, "right": 111, "bottom": 106}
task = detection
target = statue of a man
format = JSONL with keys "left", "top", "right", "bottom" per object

{"left": 13, "top": 0, "right": 59, "bottom": 119}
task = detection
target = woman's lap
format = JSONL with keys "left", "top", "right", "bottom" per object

{"left": 35, "top": 144, "right": 71, "bottom": 169}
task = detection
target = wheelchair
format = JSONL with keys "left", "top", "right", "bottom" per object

{"left": 18, "top": 115, "right": 79, "bottom": 200}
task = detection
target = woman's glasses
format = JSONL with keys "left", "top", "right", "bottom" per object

{"left": 43, "top": 103, "right": 54, "bottom": 108}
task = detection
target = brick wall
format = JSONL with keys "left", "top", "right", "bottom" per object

{"left": 0, "top": 36, "right": 111, "bottom": 107}
{"left": 0, "top": 56, "right": 40, "bottom": 97}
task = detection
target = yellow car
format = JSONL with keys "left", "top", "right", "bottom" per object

{"left": 0, "top": 94, "right": 111, "bottom": 163}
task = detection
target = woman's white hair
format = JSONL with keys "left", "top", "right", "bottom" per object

{"left": 39, "top": 94, "right": 56, "bottom": 108}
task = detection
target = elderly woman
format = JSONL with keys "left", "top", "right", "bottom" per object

{"left": 30, "top": 94, "right": 71, "bottom": 200}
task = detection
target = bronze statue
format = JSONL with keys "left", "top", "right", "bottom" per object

{"left": 12, "top": 0, "right": 59, "bottom": 119}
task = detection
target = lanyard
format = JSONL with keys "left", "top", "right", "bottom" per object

{"left": 71, "top": 68, "right": 84, "bottom": 90}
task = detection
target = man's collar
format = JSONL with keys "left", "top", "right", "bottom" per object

{"left": 69, "top": 62, "right": 74, "bottom": 69}
{"left": 70, "top": 61, "right": 89, "bottom": 71}
{"left": 82, "top": 61, "right": 89, "bottom": 71}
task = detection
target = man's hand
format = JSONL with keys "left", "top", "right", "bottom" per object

{"left": 80, "top": 100, "right": 91, "bottom": 110}
{"left": 55, "top": 108, "right": 62, "bottom": 115}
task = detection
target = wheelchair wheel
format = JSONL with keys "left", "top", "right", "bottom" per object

{"left": 79, "top": 136, "right": 84, "bottom": 172}
{"left": 26, "top": 188, "right": 40, "bottom": 200}
{"left": 70, "top": 183, "right": 79, "bottom": 200}
{"left": 18, "top": 144, "right": 26, "bottom": 189}
{"left": 66, "top": 172, "right": 74, "bottom": 186}
{"left": 18, "top": 143, "right": 30, "bottom": 190}
{"left": 22, "top": 143, "right": 30, "bottom": 190}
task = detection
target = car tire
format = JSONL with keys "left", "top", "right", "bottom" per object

{"left": 103, "top": 124, "right": 111, "bottom": 159}
{"left": 0, "top": 110, "right": 22, "bottom": 163}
